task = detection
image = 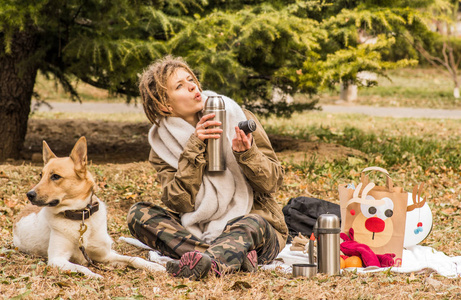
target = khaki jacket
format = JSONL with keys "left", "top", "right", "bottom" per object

{"left": 148, "top": 110, "right": 288, "bottom": 249}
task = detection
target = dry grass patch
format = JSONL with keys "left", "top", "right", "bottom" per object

{"left": 2, "top": 161, "right": 461, "bottom": 299}
{"left": 1, "top": 111, "right": 461, "bottom": 299}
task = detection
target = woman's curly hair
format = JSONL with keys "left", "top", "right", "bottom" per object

{"left": 138, "top": 55, "right": 202, "bottom": 125}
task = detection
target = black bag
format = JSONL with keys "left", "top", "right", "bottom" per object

{"left": 282, "top": 197, "right": 341, "bottom": 243}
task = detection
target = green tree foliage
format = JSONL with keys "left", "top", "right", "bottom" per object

{"left": 0, "top": 0, "right": 448, "bottom": 160}
{"left": 169, "top": 4, "right": 326, "bottom": 116}
{"left": 0, "top": 0, "right": 204, "bottom": 160}
{"left": 166, "top": 0, "right": 429, "bottom": 115}
{"left": 404, "top": 0, "right": 461, "bottom": 98}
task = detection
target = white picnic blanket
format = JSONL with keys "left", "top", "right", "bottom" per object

{"left": 270, "top": 243, "right": 461, "bottom": 278}
{"left": 119, "top": 237, "right": 461, "bottom": 277}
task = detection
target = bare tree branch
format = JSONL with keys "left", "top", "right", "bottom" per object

{"left": 414, "top": 42, "right": 447, "bottom": 69}
{"left": 405, "top": 33, "right": 460, "bottom": 96}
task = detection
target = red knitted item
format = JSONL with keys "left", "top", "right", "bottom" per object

{"left": 340, "top": 228, "right": 395, "bottom": 268}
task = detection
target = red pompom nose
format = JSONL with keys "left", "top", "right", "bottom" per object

{"left": 365, "top": 217, "right": 385, "bottom": 233}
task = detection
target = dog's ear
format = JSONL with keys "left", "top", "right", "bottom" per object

{"left": 43, "top": 141, "right": 57, "bottom": 165}
{"left": 70, "top": 136, "right": 88, "bottom": 177}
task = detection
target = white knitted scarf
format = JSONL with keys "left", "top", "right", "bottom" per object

{"left": 148, "top": 91, "right": 254, "bottom": 243}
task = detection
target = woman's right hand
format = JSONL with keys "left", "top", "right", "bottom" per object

{"left": 195, "top": 113, "right": 223, "bottom": 142}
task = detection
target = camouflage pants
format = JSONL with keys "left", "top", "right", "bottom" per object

{"left": 127, "top": 202, "right": 280, "bottom": 272}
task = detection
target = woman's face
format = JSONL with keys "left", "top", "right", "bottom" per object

{"left": 166, "top": 68, "right": 203, "bottom": 125}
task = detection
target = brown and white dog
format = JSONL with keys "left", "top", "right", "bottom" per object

{"left": 13, "top": 137, "right": 165, "bottom": 278}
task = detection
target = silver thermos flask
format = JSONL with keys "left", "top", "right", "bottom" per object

{"left": 316, "top": 214, "right": 341, "bottom": 275}
{"left": 203, "top": 96, "right": 226, "bottom": 171}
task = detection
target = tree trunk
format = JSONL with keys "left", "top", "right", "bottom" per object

{"left": 0, "top": 30, "right": 39, "bottom": 161}
{"left": 453, "top": 73, "right": 459, "bottom": 99}
{"left": 339, "top": 81, "right": 358, "bottom": 102}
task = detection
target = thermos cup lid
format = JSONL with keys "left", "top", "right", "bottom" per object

{"left": 204, "top": 95, "right": 225, "bottom": 110}
{"left": 292, "top": 264, "right": 317, "bottom": 278}
{"left": 238, "top": 120, "right": 257, "bottom": 135}
{"left": 317, "top": 214, "right": 340, "bottom": 229}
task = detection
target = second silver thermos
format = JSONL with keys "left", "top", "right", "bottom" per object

{"left": 316, "top": 214, "right": 341, "bottom": 275}
{"left": 203, "top": 96, "right": 226, "bottom": 171}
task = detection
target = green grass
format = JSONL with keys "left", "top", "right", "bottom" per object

{"left": 361, "top": 67, "right": 453, "bottom": 97}
{"left": 291, "top": 124, "right": 461, "bottom": 170}
{"left": 260, "top": 111, "right": 461, "bottom": 188}
{"left": 30, "top": 108, "right": 460, "bottom": 177}
{"left": 34, "top": 72, "right": 126, "bottom": 103}
{"left": 30, "top": 111, "right": 147, "bottom": 123}
{"left": 315, "top": 67, "right": 461, "bottom": 109}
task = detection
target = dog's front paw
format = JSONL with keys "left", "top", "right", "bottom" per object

{"left": 88, "top": 272, "right": 103, "bottom": 279}
{"left": 131, "top": 257, "right": 166, "bottom": 272}
{"left": 69, "top": 269, "right": 103, "bottom": 279}
{"left": 146, "top": 261, "right": 166, "bottom": 272}
{"left": 49, "top": 260, "right": 104, "bottom": 279}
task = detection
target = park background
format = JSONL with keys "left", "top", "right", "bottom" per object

{"left": 1, "top": 0, "right": 461, "bottom": 299}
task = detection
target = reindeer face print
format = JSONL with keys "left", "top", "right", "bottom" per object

{"left": 345, "top": 182, "right": 399, "bottom": 248}
{"left": 351, "top": 196, "right": 395, "bottom": 247}
{"left": 340, "top": 168, "right": 422, "bottom": 268}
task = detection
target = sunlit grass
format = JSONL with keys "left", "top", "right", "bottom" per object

{"left": 30, "top": 111, "right": 148, "bottom": 123}
{"left": 316, "top": 67, "right": 461, "bottom": 109}
{"left": 260, "top": 111, "right": 461, "bottom": 141}
{"left": 34, "top": 72, "right": 126, "bottom": 103}
{"left": 28, "top": 108, "right": 461, "bottom": 179}
{"left": 260, "top": 110, "right": 461, "bottom": 184}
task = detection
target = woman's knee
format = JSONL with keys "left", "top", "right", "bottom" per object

{"left": 240, "top": 213, "right": 268, "bottom": 228}
{"left": 127, "top": 202, "right": 164, "bottom": 230}
{"left": 246, "top": 213, "right": 266, "bottom": 223}
{"left": 225, "top": 213, "right": 268, "bottom": 232}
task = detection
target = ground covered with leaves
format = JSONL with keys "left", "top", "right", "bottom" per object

{"left": 1, "top": 111, "right": 461, "bottom": 299}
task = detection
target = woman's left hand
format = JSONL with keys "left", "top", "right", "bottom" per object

{"left": 232, "top": 126, "right": 252, "bottom": 152}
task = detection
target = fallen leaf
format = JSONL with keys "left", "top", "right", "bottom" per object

{"left": 4, "top": 198, "right": 18, "bottom": 209}
{"left": 442, "top": 208, "right": 454, "bottom": 215}
{"left": 173, "top": 284, "right": 188, "bottom": 289}
{"left": 231, "top": 280, "right": 251, "bottom": 290}
{"left": 425, "top": 277, "right": 444, "bottom": 290}
{"left": 53, "top": 281, "right": 71, "bottom": 288}
{"left": 273, "top": 284, "right": 284, "bottom": 293}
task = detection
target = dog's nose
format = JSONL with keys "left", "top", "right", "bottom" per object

{"left": 27, "top": 190, "right": 37, "bottom": 201}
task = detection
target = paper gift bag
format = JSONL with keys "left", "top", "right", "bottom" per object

{"left": 404, "top": 184, "right": 432, "bottom": 248}
{"left": 339, "top": 167, "right": 408, "bottom": 267}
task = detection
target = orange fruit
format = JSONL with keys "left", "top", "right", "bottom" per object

{"left": 344, "top": 256, "right": 363, "bottom": 268}
{"left": 340, "top": 257, "right": 346, "bottom": 269}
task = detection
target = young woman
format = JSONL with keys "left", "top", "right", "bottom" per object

{"left": 127, "top": 55, "right": 288, "bottom": 280}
